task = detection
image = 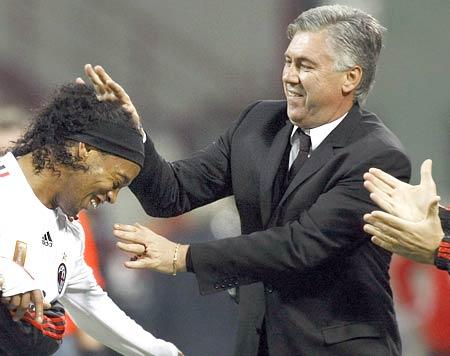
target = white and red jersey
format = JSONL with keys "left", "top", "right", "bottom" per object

{"left": 0, "top": 152, "right": 180, "bottom": 356}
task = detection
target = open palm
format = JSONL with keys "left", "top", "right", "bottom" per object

{"left": 363, "top": 159, "right": 438, "bottom": 221}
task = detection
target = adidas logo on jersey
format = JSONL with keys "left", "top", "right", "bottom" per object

{"left": 42, "top": 232, "right": 53, "bottom": 247}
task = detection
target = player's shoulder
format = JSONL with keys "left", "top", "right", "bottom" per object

{"left": 0, "top": 153, "right": 35, "bottom": 212}
{"left": 0, "top": 153, "right": 22, "bottom": 188}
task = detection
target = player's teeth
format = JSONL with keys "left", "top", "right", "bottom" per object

{"left": 90, "top": 199, "right": 98, "bottom": 209}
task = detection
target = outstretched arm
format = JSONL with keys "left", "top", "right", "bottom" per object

{"left": 61, "top": 254, "right": 182, "bottom": 356}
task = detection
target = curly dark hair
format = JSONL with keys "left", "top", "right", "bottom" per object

{"left": 7, "top": 83, "right": 135, "bottom": 172}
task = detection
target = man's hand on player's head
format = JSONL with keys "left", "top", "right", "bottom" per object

{"left": 82, "top": 64, "right": 143, "bottom": 133}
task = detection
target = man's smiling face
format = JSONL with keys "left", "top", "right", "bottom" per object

{"left": 282, "top": 30, "right": 352, "bottom": 129}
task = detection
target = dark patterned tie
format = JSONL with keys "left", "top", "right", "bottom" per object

{"left": 287, "top": 129, "right": 311, "bottom": 183}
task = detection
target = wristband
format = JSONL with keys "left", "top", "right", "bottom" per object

{"left": 172, "top": 244, "right": 180, "bottom": 276}
{"left": 434, "top": 236, "right": 450, "bottom": 272}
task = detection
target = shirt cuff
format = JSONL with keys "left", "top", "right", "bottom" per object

{"left": 186, "top": 246, "right": 195, "bottom": 273}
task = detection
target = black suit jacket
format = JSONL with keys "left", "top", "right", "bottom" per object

{"left": 130, "top": 101, "right": 411, "bottom": 356}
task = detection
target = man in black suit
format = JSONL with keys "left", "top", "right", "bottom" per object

{"left": 89, "top": 5, "right": 411, "bottom": 356}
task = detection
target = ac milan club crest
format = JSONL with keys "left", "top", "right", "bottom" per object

{"left": 57, "top": 263, "right": 67, "bottom": 294}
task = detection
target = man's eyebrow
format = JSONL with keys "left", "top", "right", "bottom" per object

{"left": 284, "top": 53, "right": 317, "bottom": 66}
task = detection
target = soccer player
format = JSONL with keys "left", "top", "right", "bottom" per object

{"left": 0, "top": 84, "right": 182, "bottom": 356}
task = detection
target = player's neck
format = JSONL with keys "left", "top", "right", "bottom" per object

{"left": 17, "top": 153, "right": 65, "bottom": 210}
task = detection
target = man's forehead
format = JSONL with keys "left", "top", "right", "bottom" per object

{"left": 106, "top": 156, "right": 140, "bottom": 182}
{"left": 285, "top": 30, "right": 334, "bottom": 61}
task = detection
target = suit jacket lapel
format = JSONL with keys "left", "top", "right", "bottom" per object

{"left": 259, "top": 120, "right": 293, "bottom": 226}
{"left": 278, "top": 104, "right": 362, "bottom": 207}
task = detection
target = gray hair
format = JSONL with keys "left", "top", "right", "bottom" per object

{"left": 287, "top": 5, "right": 386, "bottom": 103}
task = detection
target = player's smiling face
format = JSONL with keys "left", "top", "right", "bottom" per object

{"left": 57, "top": 149, "right": 140, "bottom": 217}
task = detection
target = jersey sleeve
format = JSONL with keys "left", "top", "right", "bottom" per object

{"left": 59, "top": 235, "right": 180, "bottom": 356}
{"left": 0, "top": 257, "right": 41, "bottom": 297}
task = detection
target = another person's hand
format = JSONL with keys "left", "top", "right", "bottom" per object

{"left": 363, "top": 159, "right": 438, "bottom": 221}
{"left": 364, "top": 199, "right": 444, "bottom": 264}
{"left": 1, "top": 289, "right": 50, "bottom": 323}
{"left": 363, "top": 159, "right": 445, "bottom": 264}
{"left": 79, "top": 64, "right": 142, "bottom": 131}
{"left": 113, "top": 223, "right": 189, "bottom": 274}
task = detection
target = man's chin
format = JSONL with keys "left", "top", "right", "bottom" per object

{"left": 61, "top": 206, "right": 81, "bottom": 219}
{"left": 287, "top": 114, "right": 305, "bottom": 127}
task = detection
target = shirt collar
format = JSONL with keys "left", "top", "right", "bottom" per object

{"left": 291, "top": 112, "right": 348, "bottom": 151}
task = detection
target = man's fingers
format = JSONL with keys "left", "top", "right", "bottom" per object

{"left": 113, "top": 229, "right": 147, "bottom": 245}
{"left": 364, "top": 223, "right": 400, "bottom": 246}
{"left": 84, "top": 64, "right": 101, "bottom": 84}
{"left": 366, "top": 211, "right": 408, "bottom": 231}
{"left": 13, "top": 306, "right": 27, "bottom": 322}
{"left": 364, "top": 218, "right": 408, "bottom": 243}
{"left": 419, "top": 159, "right": 437, "bottom": 192}
{"left": 363, "top": 173, "right": 394, "bottom": 196}
{"left": 19, "top": 292, "right": 30, "bottom": 311}
{"left": 124, "top": 259, "right": 151, "bottom": 269}
{"left": 31, "top": 290, "right": 44, "bottom": 324}
{"left": 367, "top": 192, "right": 394, "bottom": 214}
{"left": 75, "top": 77, "right": 85, "bottom": 85}
{"left": 84, "top": 64, "right": 106, "bottom": 95}
{"left": 107, "top": 80, "right": 131, "bottom": 102}
{"left": 364, "top": 180, "right": 392, "bottom": 203}
{"left": 116, "top": 241, "right": 146, "bottom": 255}
{"left": 94, "top": 65, "right": 113, "bottom": 84}
{"left": 114, "top": 223, "right": 138, "bottom": 232}
{"left": 427, "top": 195, "right": 441, "bottom": 219}
{"left": 371, "top": 236, "right": 396, "bottom": 254}
{"left": 10, "top": 295, "right": 21, "bottom": 309}
{"left": 367, "top": 167, "right": 403, "bottom": 189}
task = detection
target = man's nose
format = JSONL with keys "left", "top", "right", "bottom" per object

{"left": 283, "top": 65, "right": 301, "bottom": 84}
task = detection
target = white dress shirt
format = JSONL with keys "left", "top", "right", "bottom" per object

{"left": 289, "top": 113, "right": 348, "bottom": 169}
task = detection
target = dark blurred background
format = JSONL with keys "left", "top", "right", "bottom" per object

{"left": 1, "top": 1, "right": 449, "bottom": 355}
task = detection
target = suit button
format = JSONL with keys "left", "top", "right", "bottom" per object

{"left": 265, "top": 284, "right": 273, "bottom": 293}
{"left": 214, "top": 283, "right": 220, "bottom": 289}
{"left": 221, "top": 284, "right": 226, "bottom": 289}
